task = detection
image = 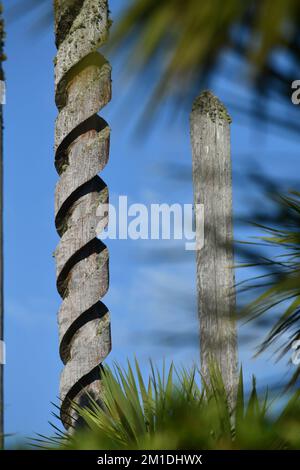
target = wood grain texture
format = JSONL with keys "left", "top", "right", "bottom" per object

{"left": 190, "top": 91, "right": 238, "bottom": 404}
{"left": 54, "top": 0, "right": 111, "bottom": 429}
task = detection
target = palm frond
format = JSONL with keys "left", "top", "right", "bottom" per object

{"left": 33, "top": 359, "right": 300, "bottom": 450}
{"left": 239, "top": 191, "right": 300, "bottom": 378}
{"left": 108, "top": 0, "right": 300, "bottom": 118}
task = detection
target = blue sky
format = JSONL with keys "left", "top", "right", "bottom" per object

{"left": 3, "top": 0, "right": 300, "bottom": 446}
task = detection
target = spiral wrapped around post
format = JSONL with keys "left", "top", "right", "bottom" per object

{"left": 53, "top": 0, "right": 111, "bottom": 429}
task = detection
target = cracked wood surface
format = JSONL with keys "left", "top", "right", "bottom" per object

{"left": 190, "top": 91, "right": 238, "bottom": 405}
{"left": 54, "top": 0, "right": 111, "bottom": 429}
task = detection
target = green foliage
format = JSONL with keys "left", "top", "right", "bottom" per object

{"left": 16, "top": 0, "right": 300, "bottom": 137}
{"left": 109, "top": 0, "right": 300, "bottom": 112}
{"left": 240, "top": 191, "right": 300, "bottom": 383}
{"left": 36, "top": 360, "right": 300, "bottom": 450}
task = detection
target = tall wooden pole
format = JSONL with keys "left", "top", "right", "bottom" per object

{"left": 190, "top": 91, "right": 238, "bottom": 403}
{"left": 53, "top": 0, "right": 111, "bottom": 429}
{"left": 0, "top": 2, "right": 4, "bottom": 448}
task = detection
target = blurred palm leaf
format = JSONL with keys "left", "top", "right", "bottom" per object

{"left": 8, "top": 0, "right": 300, "bottom": 129}
{"left": 239, "top": 191, "right": 300, "bottom": 384}
{"left": 109, "top": 0, "right": 300, "bottom": 114}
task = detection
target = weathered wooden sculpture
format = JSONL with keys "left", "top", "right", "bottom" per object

{"left": 53, "top": 0, "right": 111, "bottom": 429}
{"left": 190, "top": 91, "right": 238, "bottom": 405}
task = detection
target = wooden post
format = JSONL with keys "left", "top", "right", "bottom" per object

{"left": 190, "top": 91, "right": 238, "bottom": 403}
{"left": 53, "top": 0, "right": 112, "bottom": 429}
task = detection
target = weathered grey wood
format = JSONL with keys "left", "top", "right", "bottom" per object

{"left": 54, "top": 0, "right": 112, "bottom": 429}
{"left": 54, "top": 0, "right": 110, "bottom": 108}
{"left": 190, "top": 91, "right": 238, "bottom": 404}
{"left": 55, "top": 63, "right": 111, "bottom": 152}
{"left": 55, "top": 126, "right": 110, "bottom": 218}
{"left": 55, "top": 189, "right": 108, "bottom": 286}
{"left": 58, "top": 251, "right": 109, "bottom": 351}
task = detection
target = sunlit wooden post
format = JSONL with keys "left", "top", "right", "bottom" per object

{"left": 190, "top": 91, "right": 238, "bottom": 404}
{"left": 53, "top": 0, "right": 112, "bottom": 429}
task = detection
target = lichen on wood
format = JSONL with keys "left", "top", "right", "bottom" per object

{"left": 190, "top": 91, "right": 237, "bottom": 406}
{"left": 53, "top": 0, "right": 112, "bottom": 429}
{"left": 192, "top": 90, "right": 232, "bottom": 124}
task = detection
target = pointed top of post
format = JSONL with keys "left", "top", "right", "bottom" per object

{"left": 192, "top": 90, "right": 232, "bottom": 124}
